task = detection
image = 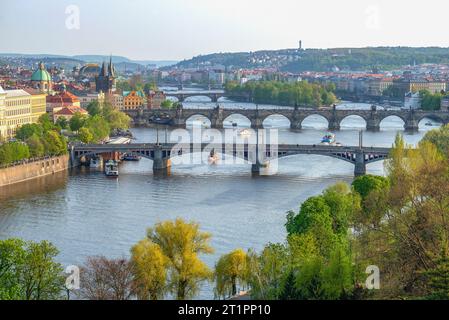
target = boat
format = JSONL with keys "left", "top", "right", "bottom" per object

{"left": 104, "top": 160, "right": 119, "bottom": 177}
{"left": 232, "top": 122, "right": 238, "bottom": 127}
{"left": 208, "top": 149, "right": 220, "bottom": 165}
{"left": 89, "top": 157, "right": 101, "bottom": 168}
{"left": 321, "top": 133, "right": 336, "bottom": 145}
{"left": 425, "top": 121, "right": 433, "bottom": 126}
{"left": 238, "top": 129, "right": 252, "bottom": 136}
{"left": 123, "top": 153, "right": 141, "bottom": 161}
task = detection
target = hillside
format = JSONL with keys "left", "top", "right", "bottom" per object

{"left": 170, "top": 47, "right": 449, "bottom": 72}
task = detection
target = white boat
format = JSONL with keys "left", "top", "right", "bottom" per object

{"left": 90, "top": 157, "right": 101, "bottom": 168}
{"left": 238, "top": 129, "right": 252, "bottom": 136}
{"left": 105, "top": 160, "right": 119, "bottom": 177}
{"left": 321, "top": 133, "right": 336, "bottom": 145}
{"left": 208, "top": 149, "right": 220, "bottom": 165}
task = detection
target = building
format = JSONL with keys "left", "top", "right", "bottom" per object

{"left": 123, "top": 91, "right": 145, "bottom": 110}
{"left": 23, "top": 88, "right": 47, "bottom": 122}
{"left": 147, "top": 91, "right": 166, "bottom": 109}
{"left": 46, "top": 86, "right": 80, "bottom": 114}
{"left": 110, "top": 93, "right": 124, "bottom": 110}
{"left": 0, "top": 87, "right": 33, "bottom": 139}
{"left": 79, "top": 63, "right": 101, "bottom": 79}
{"left": 0, "top": 86, "right": 6, "bottom": 140}
{"left": 31, "top": 62, "right": 53, "bottom": 94}
{"left": 78, "top": 92, "right": 105, "bottom": 109}
{"left": 404, "top": 92, "right": 422, "bottom": 110}
{"left": 95, "top": 58, "right": 116, "bottom": 94}
{"left": 53, "top": 105, "right": 88, "bottom": 123}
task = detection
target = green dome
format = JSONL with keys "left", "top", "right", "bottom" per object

{"left": 31, "top": 62, "right": 52, "bottom": 82}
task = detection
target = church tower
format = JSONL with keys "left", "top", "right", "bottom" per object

{"left": 95, "top": 57, "right": 116, "bottom": 94}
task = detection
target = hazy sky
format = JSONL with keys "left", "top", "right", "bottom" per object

{"left": 1, "top": 0, "right": 449, "bottom": 61}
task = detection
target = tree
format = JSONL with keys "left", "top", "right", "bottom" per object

{"left": 0, "top": 142, "right": 30, "bottom": 165}
{"left": 79, "top": 256, "right": 134, "bottom": 300}
{"left": 26, "top": 134, "right": 45, "bottom": 158}
{"left": 131, "top": 239, "right": 167, "bottom": 300}
{"left": 43, "top": 131, "right": 66, "bottom": 156}
{"left": 85, "top": 115, "right": 110, "bottom": 142}
{"left": 19, "top": 240, "right": 65, "bottom": 300}
{"left": 86, "top": 100, "right": 102, "bottom": 117}
{"left": 214, "top": 249, "right": 247, "bottom": 299}
{"left": 78, "top": 127, "right": 94, "bottom": 144}
{"left": 38, "top": 114, "right": 55, "bottom": 133}
{"left": 145, "top": 218, "right": 214, "bottom": 300}
{"left": 69, "top": 112, "right": 87, "bottom": 132}
{"left": 161, "top": 100, "right": 173, "bottom": 108}
{"left": 15, "top": 124, "right": 43, "bottom": 141}
{"left": 245, "top": 244, "right": 289, "bottom": 300}
{"left": 352, "top": 175, "right": 389, "bottom": 200}
{"left": 0, "top": 238, "right": 26, "bottom": 300}
{"left": 55, "top": 117, "right": 69, "bottom": 130}
{"left": 421, "top": 124, "right": 449, "bottom": 157}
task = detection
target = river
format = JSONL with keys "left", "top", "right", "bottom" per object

{"left": 0, "top": 99, "right": 441, "bottom": 299}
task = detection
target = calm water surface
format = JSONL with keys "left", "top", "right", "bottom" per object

{"left": 0, "top": 100, "right": 440, "bottom": 299}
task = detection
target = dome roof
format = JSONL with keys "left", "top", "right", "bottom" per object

{"left": 31, "top": 62, "right": 52, "bottom": 82}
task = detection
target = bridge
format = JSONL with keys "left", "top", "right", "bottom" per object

{"left": 126, "top": 105, "right": 449, "bottom": 131}
{"left": 70, "top": 143, "right": 391, "bottom": 176}
{"left": 164, "top": 90, "right": 227, "bottom": 102}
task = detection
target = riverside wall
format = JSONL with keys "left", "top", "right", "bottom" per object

{"left": 0, "top": 155, "right": 70, "bottom": 187}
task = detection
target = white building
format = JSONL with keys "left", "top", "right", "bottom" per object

{"left": 0, "top": 86, "right": 33, "bottom": 140}
{"left": 404, "top": 92, "right": 422, "bottom": 110}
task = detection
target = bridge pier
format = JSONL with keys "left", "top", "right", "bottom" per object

{"left": 251, "top": 118, "right": 264, "bottom": 129}
{"left": 366, "top": 119, "right": 380, "bottom": 131}
{"left": 405, "top": 119, "right": 419, "bottom": 132}
{"left": 328, "top": 119, "right": 340, "bottom": 131}
{"left": 153, "top": 146, "right": 171, "bottom": 174}
{"left": 354, "top": 151, "right": 366, "bottom": 176}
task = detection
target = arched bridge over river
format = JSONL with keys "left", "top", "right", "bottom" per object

{"left": 125, "top": 105, "right": 449, "bottom": 131}
{"left": 71, "top": 143, "right": 392, "bottom": 176}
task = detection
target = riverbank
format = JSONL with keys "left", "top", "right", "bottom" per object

{"left": 0, "top": 154, "right": 70, "bottom": 187}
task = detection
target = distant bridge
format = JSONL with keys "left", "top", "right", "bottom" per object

{"left": 71, "top": 143, "right": 391, "bottom": 176}
{"left": 164, "top": 90, "right": 228, "bottom": 102}
{"left": 125, "top": 105, "right": 449, "bottom": 131}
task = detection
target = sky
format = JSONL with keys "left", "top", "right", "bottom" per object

{"left": 1, "top": 0, "right": 449, "bottom": 61}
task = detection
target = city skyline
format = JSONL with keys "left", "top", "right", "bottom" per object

{"left": 2, "top": 0, "right": 449, "bottom": 61}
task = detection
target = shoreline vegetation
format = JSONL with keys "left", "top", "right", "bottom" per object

{"left": 2, "top": 124, "right": 449, "bottom": 300}
{"left": 225, "top": 81, "right": 337, "bottom": 107}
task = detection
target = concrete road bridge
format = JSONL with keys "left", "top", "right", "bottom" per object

{"left": 71, "top": 143, "right": 391, "bottom": 176}
{"left": 125, "top": 105, "right": 449, "bottom": 131}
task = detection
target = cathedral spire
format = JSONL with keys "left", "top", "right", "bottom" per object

{"left": 108, "top": 55, "right": 115, "bottom": 78}
{"left": 100, "top": 61, "right": 107, "bottom": 76}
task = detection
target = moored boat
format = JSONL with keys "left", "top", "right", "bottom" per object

{"left": 105, "top": 160, "right": 119, "bottom": 177}
{"left": 123, "top": 153, "right": 141, "bottom": 161}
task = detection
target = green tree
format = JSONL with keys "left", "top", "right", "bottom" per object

{"left": 214, "top": 249, "right": 247, "bottom": 299}
{"left": 26, "top": 134, "right": 45, "bottom": 158}
{"left": 43, "top": 131, "right": 66, "bottom": 156}
{"left": 352, "top": 175, "right": 389, "bottom": 200}
{"left": 69, "top": 112, "right": 87, "bottom": 132}
{"left": 131, "top": 239, "right": 167, "bottom": 300}
{"left": 78, "top": 127, "right": 94, "bottom": 144}
{"left": 0, "top": 239, "right": 64, "bottom": 300}
{"left": 55, "top": 117, "right": 69, "bottom": 130}
{"left": 86, "top": 100, "right": 102, "bottom": 117}
{"left": 145, "top": 218, "right": 214, "bottom": 300}
{"left": 15, "top": 124, "right": 43, "bottom": 141}
{"left": 421, "top": 124, "right": 449, "bottom": 156}
{"left": 38, "top": 114, "right": 55, "bottom": 133}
